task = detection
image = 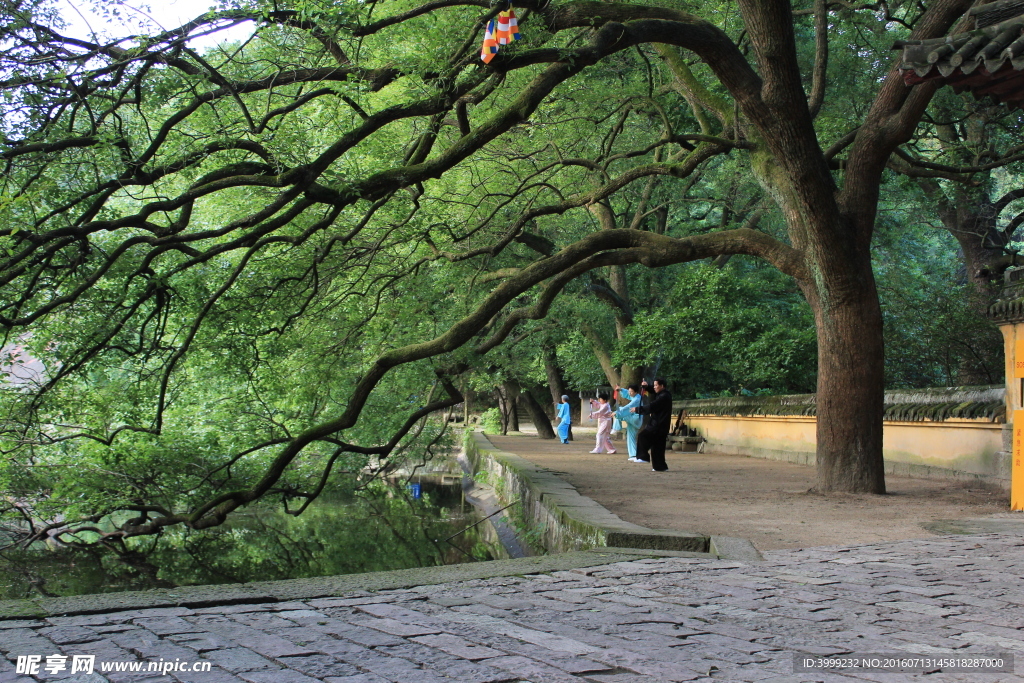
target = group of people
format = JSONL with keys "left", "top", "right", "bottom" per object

{"left": 554, "top": 379, "right": 673, "bottom": 472}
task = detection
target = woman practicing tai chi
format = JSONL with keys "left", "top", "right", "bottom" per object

{"left": 613, "top": 384, "right": 643, "bottom": 462}
{"left": 588, "top": 393, "right": 616, "bottom": 454}
{"left": 631, "top": 378, "right": 673, "bottom": 472}
{"left": 555, "top": 395, "right": 572, "bottom": 444}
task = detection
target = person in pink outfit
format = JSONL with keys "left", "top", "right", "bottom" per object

{"left": 588, "top": 393, "right": 616, "bottom": 454}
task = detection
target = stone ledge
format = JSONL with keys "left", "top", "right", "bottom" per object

{"left": 0, "top": 549, "right": 659, "bottom": 621}
{"left": 710, "top": 535, "right": 765, "bottom": 563}
{"left": 467, "top": 431, "right": 761, "bottom": 561}
{"left": 0, "top": 436, "right": 768, "bottom": 622}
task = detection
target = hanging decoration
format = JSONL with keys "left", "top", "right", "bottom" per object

{"left": 480, "top": 6, "right": 521, "bottom": 63}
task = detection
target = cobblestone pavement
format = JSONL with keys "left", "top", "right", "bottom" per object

{"left": 2, "top": 533, "right": 1023, "bottom": 683}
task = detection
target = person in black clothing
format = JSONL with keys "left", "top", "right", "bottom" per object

{"left": 631, "top": 378, "right": 672, "bottom": 472}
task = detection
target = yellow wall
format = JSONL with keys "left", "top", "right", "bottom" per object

{"left": 683, "top": 415, "right": 817, "bottom": 466}
{"left": 1000, "top": 323, "right": 1024, "bottom": 504}
{"left": 684, "top": 414, "right": 1007, "bottom": 483}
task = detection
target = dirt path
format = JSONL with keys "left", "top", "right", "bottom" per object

{"left": 485, "top": 430, "right": 1013, "bottom": 551}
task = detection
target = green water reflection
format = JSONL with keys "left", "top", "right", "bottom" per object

{"left": 0, "top": 478, "right": 499, "bottom": 599}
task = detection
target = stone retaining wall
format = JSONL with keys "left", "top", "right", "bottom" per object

{"left": 463, "top": 431, "right": 762, "bottom": 561}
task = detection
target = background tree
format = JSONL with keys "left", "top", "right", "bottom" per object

{"left": 617, "top": 261, "right": 817, "bottom": 397}
{"left": 878, "top": 90, "right": 1024, "bottom": 385}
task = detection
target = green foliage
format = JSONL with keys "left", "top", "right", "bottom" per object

{"left": 874, "top": 203, "right": 1004, "bottom": 388}
{"left": 615, "top": 262, "right": 817, "bottom": 398}
{"left": 0, "top": 476, "right": 497, "bottom": 598}
{"left": 502, "top": 502, "right": 547, "bottom": 556}
{"left": 479, "top": 408, "right": 503, "bottom": 434}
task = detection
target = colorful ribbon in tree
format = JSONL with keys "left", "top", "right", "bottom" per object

{"left": 480, "top": 8, "right": 521, "bottom": 63}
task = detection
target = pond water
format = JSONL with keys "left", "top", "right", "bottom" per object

{"left": 0, "top": 473, "right": 503, "bottom": 600}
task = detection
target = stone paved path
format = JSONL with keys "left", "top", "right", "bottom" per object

{"left": 483, "top": 433, "right": 1010, "bottom": 551}
{"left": 2, "top": 534, "right": 1023, "bottom": 683}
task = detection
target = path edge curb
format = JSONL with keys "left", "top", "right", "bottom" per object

{"left": 466, "top": 430, "right": 763, "bottom": 562}
{"left": 0, "top": 432, "right": 762, "bottom": 621}
{"left": 0, "top": 549, "right": 672, "bottom": 621}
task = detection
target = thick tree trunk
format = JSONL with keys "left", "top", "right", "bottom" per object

{"left": 915, "top": 176, "right": 1006, "bottom": 384}
{"left": 953, "top": 228, "right": 1005, "bottom": 385}
{"left": 543, "top": 347, "right": 567, "bottom": 407}
{"left": 619, "top": 366, "right": 642, "bottom": 387}
{"left": 494, "top": 386, "right": 511, "bottom": 435}
{"left": 952, "top": 214, "right": 1002, "bottom": 286}
{"left": 926, "top": 185, "right": 1007, "bottom": 310}
{"left": 608, "top": 263, "right": 632, "bottom": 339}
{"left": 580, "top": 321, "right": 621, "bottom": 387}
{"left": 520, "top": 387, "right": 557, "bottom": 439}
{"left": 505, "top": 387, "right": 520, "bottom": 436}
{"left": 500, "top": 383, "right": 520, "bottom": 433}
{"left": 604, "top": 263, "right": 640, "bottom": 386}
{"left": 809, "top": 264, "right": 886, "bottom": 494}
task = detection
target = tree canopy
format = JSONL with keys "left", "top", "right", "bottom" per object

{"left": 0, "top": 0, "right": 1013, "bottom": 549}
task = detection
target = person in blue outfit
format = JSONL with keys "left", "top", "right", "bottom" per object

{"left": 555, "top": 394, "right": 572, "bottom": 444}
{"left": 612, "top": 384, "right": 643, "bottom": 462}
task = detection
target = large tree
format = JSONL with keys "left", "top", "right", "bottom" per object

{"left": 0, "top": 0, "right": 978, "bottom": 546}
